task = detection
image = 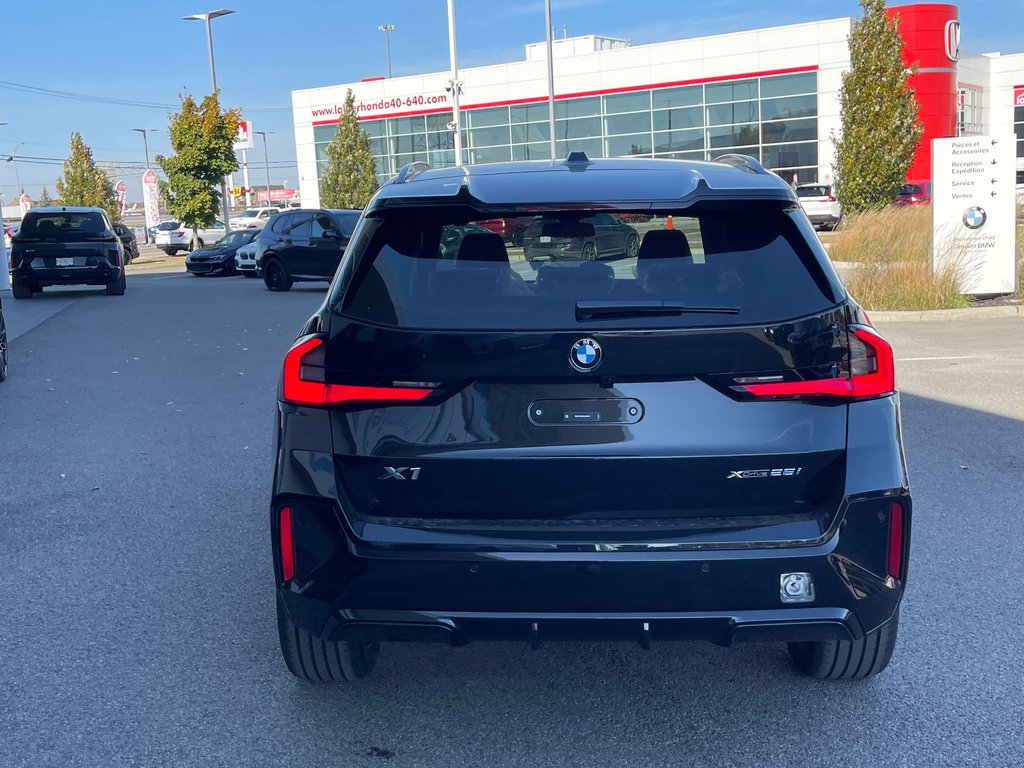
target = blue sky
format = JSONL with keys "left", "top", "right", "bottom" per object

{"left": 1, "top": 0, "right": 1020, "bottom": 200}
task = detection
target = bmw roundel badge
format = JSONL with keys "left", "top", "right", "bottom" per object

{"left": 570, "top": 338, "right": 602, "bottom": 372}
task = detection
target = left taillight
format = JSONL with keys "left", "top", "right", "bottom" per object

{"left": 739, "top": 325, "right": 895, "bottom": 401}
{"left": 281, "top": 336, "right": 435, "bottom": 407}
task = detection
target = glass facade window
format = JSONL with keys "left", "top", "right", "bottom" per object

{"left": 311, "top": 71, "right": 821, "bottom": 191}
{"left": 604, "top": 111, "right": 652, "bottom": 135}
{"left": 761, "top": 94, "right": 817, "bottom": 121}
{"left": 652, "top": 85, "right": 702, "bottom": 109}
{"left": 654, "top": 128, "right": 704, "bottom": 153}
{"left": 706, "top": 101, "right": 758, "bottom": 126}
{"left": 1016, "top": 105, "right": 1024, "bottom": 161}
{"left": 705, "top": 79, "right": 757, "bottom": 103}
{"left": 761, "top": 117, "right": 817, "bottom": 144}
{"left": 653, "top": 106, "right": 703, "bottom": 131}
{"left": 512, "top": 122, "right": 550, "bottom": 143}
{"left": 603, "top": 91, "right": 652, "bottom": 114}
{"left": 605, "top": 134, "right": 652, "bottom": 156}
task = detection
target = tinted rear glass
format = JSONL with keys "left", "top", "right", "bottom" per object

{"left": 337, "top": 205, "right": 837, "bottom": 330}
{"left": 796, "top": 186, "right": 829, "bottom": 198}
{"left": 898, "top": 185, "right": 922, "bottom": 196}
{"left": 329, "top": 210, "right": 360, "bottom": 237}
{"left": 19, "top": 211, "right": 109, "bottom": 239}
{"left": 157, "top": 221, "right": 180, "bottom": 231}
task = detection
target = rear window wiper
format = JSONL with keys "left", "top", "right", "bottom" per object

{"left": 575, "top": 300, "right": 740, "bottom": 320}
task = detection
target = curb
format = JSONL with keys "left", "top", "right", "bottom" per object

{"left": 870, "top": 305, "right": 1023, "bottom": 322}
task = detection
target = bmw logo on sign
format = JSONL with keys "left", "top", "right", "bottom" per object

{"left": 962, "top": 206, "right": 987, "bottom": 230}
{"left": 570, "top": 338, "right": 602, "bottom": 372}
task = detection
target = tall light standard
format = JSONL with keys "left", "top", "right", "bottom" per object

{"left": 5, "top": 141, "right": 25, "bottom": 198}
{"left": 254, "top": 130, "right": 274, "bottom": 206}
{"left": 183, "top": 8, "right": 234, "bottom": 231}
{"left": 446, "top": 1, "right": 462, "bottom": 166}
{"left": 131, "top": 129, "right": 158, "bottom": 242}
{"left": 544, "top": 0, "right": 556, "bottom": 160}
{"left": 377, "top": 24, "right": 395, "bottom": 78}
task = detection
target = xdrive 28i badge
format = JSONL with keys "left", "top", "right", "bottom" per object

{"left": 570, "top": 338, "right": 602, "bottom": 372}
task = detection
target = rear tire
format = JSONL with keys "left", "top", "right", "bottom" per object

{"left": 11, "top": 279, "right": 31, "bottom": 299}
{"left": 276, "top": 593, "right": 379, "bottom": 682}
{"left": 788, "top": 610, "right": 899, "bottom": 679}
{"left": 106, "top": 271, "right": 126, "bottom": 296}
{"left": 582, "top": 241, "right": 598, "bottom": 261}
{"left": 263, "top": 259, "right": 292, "bottom": 292}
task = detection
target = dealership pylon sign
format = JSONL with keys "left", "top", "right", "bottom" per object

{"left": 931, "top": 135, "right": 1017, "bottom": 295}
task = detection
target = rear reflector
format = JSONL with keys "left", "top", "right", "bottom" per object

{"left": 740, "top": 325, "right": 894, "bottom": 401}
{"left": 279, "top": 506, "right": 294, "bottom": 582}
{"left": 281, "top": 336, "right": 434, "bottom": 407}
{"left": 887, "top": 502, "right": 904, "bottom": 580}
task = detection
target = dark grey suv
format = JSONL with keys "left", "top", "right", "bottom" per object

{"left": 271, "top": 154, "right": 910, "bottom": 683}
{"left": 255, "top": 208, "right": 361, "bottom": 291}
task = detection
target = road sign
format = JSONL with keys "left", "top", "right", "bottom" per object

{"left": 931, "top": 135, "right": 1017, "bottom": 295}
{"left": 234, "top": 119, "right": 253, "bottom": 151}
{"left": 231, "top": 186, "right": 243, "bottom": 197}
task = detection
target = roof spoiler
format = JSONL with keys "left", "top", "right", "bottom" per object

{"left": 711, "top": 153, "right": 769, "bottom": 175}
{"left": 392, "top": 161, "right": 432, "bottom": 184}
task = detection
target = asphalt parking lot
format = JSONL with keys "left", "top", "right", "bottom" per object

{"left": 1, "top": 271, "right": 1022, "bottom": 767}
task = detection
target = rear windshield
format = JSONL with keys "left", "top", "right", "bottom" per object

{"left": 336, "top": 205, "right": 838, "bottom": 330}
{"left": 898, "top": 185, "right": 922, "bottom": 196}
{"left": 329, "top": 210, "right": 360, "bottom": 237}
{"left": 796, "top": 186, "right": 830, "bottom": 198}
{"left": 156, "top": 221, "right": 180, "bottom": 231}
{"left": 18, "top": 211, "right": 110, "bottom": 239}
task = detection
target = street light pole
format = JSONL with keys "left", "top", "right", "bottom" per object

{"left": 545, "top": 0, "right": 557, "bottom": 161}
{"left": 6, "top": 141, "right": 24, "bottom": 197}
{"left": 446, "top": 0, "right": 462, "bottom": 167}
{"left": 131, "top": 128, "right": 157, "bottom": 242}
{"left": 377, "top": 24, "right": 395, "bottom": 78}
{"left": 183, "top": 8, "right": 234, "bottom": 234}
{"left": 254, "top": 131, "right": 274, "bottom": 206}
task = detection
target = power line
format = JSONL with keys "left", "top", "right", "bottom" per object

{"left": 0, "top": 78, "right": 292, "bottom": 113}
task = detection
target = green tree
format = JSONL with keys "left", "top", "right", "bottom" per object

{"left": 833, "top": 0, "right": 923, "bottom": 214}
{"left": 37, "top": 187, "right": 55, "bottom": 207}
{"left": 156, "top": 93, "right": 239, "bottom": 249}
{"left": 319, "top": 90, "right": 378, "bottom": 209}
{"left": 54, "top": 132, "right": 120, "bottom": 222}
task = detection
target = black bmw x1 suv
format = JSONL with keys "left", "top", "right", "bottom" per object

{"left": 271, "top": 153, "right": 910, "bottom": 682}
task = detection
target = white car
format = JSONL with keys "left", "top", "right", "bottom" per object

{"left": 234, "top": 239, "right": 259, "bottom": 277}
{"left": 796, "top": 183, "right": 843, "bottom": 230}
{"left": 230, "top": 207, "right": 280, "bottom": 230}
{"left": 154, "top": 220, "right": 227, "bottom": 255}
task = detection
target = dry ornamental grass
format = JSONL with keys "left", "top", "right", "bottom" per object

{"left": 828, "top": 205, "right": 973, "bottom": 311}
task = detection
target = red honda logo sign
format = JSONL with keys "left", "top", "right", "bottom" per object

{"left": 944, "top": 20, "right": 960, "bottom": 61}
{"left": 1015, "top": 86, "right": 1024, "bottom": 107}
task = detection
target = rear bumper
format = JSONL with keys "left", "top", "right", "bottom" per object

{"left": 11, "top": 264, "right": 120, "bottom": 286}
{"left": 273, "top": 493, "right": 909, "bottom": 647}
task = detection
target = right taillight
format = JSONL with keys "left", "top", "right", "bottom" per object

{"left": 281, "top": 336, "right": 435, "bottom": 407}
{"left": 740, "top": 325, "right": 895, "bottom": 401}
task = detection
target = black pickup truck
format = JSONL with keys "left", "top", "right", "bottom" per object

{"left": 9, "top": 207, "right": 126, "bottom": 298}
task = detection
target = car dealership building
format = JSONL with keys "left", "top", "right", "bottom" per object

{"left": 291, "top": 3, "right": 1024, "bottom": 208}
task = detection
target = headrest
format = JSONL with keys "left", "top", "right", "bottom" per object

{"left": 637, "top": 229, "right": 692, "bottom": 264}
{"left": 455, "top": 232, "right": 510, "bottom": 265}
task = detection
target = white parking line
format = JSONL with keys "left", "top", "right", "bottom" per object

{"left": 896, "top": 356, "right": 983, "bottom": 362}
